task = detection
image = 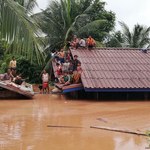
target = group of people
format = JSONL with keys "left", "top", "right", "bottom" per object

{"left": 41, "top": 35, "right": 96, "bottom": 94}
{"left": 54, "top": 53, "right": 82, "bottom": 85}
{"left": 69, "top": 35, "right": 96, "bottom": 50}
{"left": 0, "top": 56, "right": 24, "bottom": 86}
{"left": 41, "top": 49, "right": 83, "bottom": 94}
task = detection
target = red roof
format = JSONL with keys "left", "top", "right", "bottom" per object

{"left": 71, "top": 48, "right": 150, "bottom": 91}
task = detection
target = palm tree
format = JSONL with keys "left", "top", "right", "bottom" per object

{"left": 16, "top": 0, "right": 37, "bottom": 12}
{"left": 0, "top": 0, "right": 45, "bottom": 65}
{"left": 105, "top": 31, "right": 124, "bottom": 47}
{"left": 119, "top": 21, "right": 150, "bottom": 48}
{"left": 37, "top": 0, "right": 115, "bottom": 51}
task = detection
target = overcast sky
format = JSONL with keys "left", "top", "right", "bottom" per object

{"left": 35, "top": 0, "right": 150, "bottom": 30}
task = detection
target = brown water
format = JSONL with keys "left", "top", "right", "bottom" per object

{"left": 0, "top": 94, "right": 150, "bottom": 150}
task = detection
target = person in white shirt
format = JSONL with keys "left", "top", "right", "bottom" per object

{"left": 79, "top": 38, "right": 86, "bottom": 48}
{"left": 62, "top": 59, "right": 70, "bottom": 72}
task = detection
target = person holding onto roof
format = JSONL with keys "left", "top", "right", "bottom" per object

{"left": 86, "top": 35, "right": 96, "bottom": 50}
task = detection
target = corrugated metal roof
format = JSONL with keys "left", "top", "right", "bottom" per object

{"left": 71, "top": 48, "right": 150, "bottom": 90}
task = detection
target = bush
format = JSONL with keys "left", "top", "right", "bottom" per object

{"left": 0, "top": 55, "right": 44, "bottom": 83}
{"left": 17, "top": 57, "right": 43, "bottom": 83}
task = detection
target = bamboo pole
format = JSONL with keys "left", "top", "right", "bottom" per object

{"left": 47, "top": 125, "right": 83, "bottom": 128}
{"left": 90, "top": 126, "right": 147, "bottom": 136}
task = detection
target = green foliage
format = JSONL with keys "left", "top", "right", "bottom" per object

{"left": 0, "top": 0, "right": 45, "bottom": 65}
{"left": 35, "top": 0, "right": 115, "bottom": 51}
{"left": 0, "top": 54, "right": 13, "bottom": 73}
{"left": 17, "top": 57, "right": 43, "bottom": 83}
{"left": 106, "top": 22, "right": 150, "bottom": 48}
{"left": 146, "top": 131, "right": 150, "bottom": 136}
{"left": 146, "top": 131, "right": 150, "bottom": 148}
{"left": 119, "top": 22, "right": 150, "bottom": 48}
{"left": 105, "top": 31, "right": 124, "bottom": 47}
{"left": 0, "top": 54, "right": 44, "bottom": 83}
{"left": 15, "top": 0, "right": 37, "bottom": 12}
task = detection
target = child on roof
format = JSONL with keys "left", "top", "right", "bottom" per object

{"left": 59, "top": 70, "right": 71, "bottom": 86}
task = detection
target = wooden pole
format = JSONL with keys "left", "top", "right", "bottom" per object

{"left": 90, "top": 126, "right": 147, "bottom": 136}
{"left": 47, "top": 125, "right": 83, "bottom": 128}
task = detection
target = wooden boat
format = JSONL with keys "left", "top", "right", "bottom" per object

{"left": 0, "top": 81, "right": 34, "bottom": 99}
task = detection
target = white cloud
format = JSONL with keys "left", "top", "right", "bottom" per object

{"left": 104, "top": 0, "right": 150, "bottom": 30}
{"left": 35, "top": 0, "right": 150, "bottom": 30}
{"left": 34, "top": 0, "right": 50, "bottom": 13}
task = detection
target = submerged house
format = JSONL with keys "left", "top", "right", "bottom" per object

{"left": 0, "top": 81, "right": 34, "bottom": 99}
{"left": 53, "top": 48, "right": 150, "bottom": 99}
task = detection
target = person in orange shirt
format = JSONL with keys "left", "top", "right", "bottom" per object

{"left": 86, "top": 36, "right": 96, "bottom": 50}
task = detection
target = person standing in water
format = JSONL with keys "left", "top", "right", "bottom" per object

{"left": 42, "top": 70, "right": 50, "bottom": 94}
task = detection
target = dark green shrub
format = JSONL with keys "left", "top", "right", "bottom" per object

{"left": 16, "top": 57, "right": 43, "bottom": 83}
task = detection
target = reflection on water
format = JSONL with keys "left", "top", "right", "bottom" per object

{"left": 0, "top": 94, "right": 149, "bottom": 150}
{"left": 114, "top": 136, "right": 146, "bottom": 150}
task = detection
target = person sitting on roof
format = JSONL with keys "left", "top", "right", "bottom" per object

{"left": 72, "top": 55, "right": 81, "bottom": 71}
{"left": 72, "top": 62, "right": 83, "bottom": 84}
{"left": 68, "top": 60, "right": 74, "bottom": 73}
{"left": 70, "top": 35, "right": 79, "bottom": 49}
{"left": 59, "top": 70, "right": 71, "bottom": 86}
{"left": 1, "top": 68, "right": 14, "bottom": 81}
{"left": 57, "top": 49, "right": 65, "bottom": 64}
{"left": 55, "top": 63, "right": 62, "bottom": 83}
{"left": 62, "top": 59, "right": 70, "bottom": 72}
{"left": 65, "top": 49, "right": 72, "bottom": 62}
{"left": 55, "top": 63, "right": 62, "bottom": 77}
{"left": 79, "top": 38, "right": 86, "bottom": 48}
{"left": 54, "top": 49, "right": 65, "bottom": 64}
{"left": 13, "top": 74, "right": 24, "bottom": 85}
{"left": 86, "top": 36, "right": 96, "bottom": 50}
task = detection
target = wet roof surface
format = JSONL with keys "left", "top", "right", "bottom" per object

{"left": 71, "top": 48, "right": 150, "bottom": 90}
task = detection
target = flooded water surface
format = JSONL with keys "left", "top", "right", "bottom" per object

{"left": 0, "top": 94, "right": 150, "bottom": 150}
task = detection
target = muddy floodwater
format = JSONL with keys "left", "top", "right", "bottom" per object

{"left": 0, "top": 94, "right": 150, "bottom": 150}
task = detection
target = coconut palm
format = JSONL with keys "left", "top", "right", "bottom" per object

{"left": 16, "top": 0, "right": 37, "bottom": 12}
{"left": 0, "top": 0, "right": 45, "bottom": 65}
{"left": 104, "top": 31, "right": 124, "bottom": 47}
{"left": 119, "top": 21, "right": 150, "bottom": 48}
{"left": 37, "top": 0, "right": 115, "bottom": 51}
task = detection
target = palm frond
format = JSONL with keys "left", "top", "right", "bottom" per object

{"left": 119, "top": 21, "right": 132, "bottom": 47}
{"left": 0, "top": 0, "right": 45, "bottom": 65}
